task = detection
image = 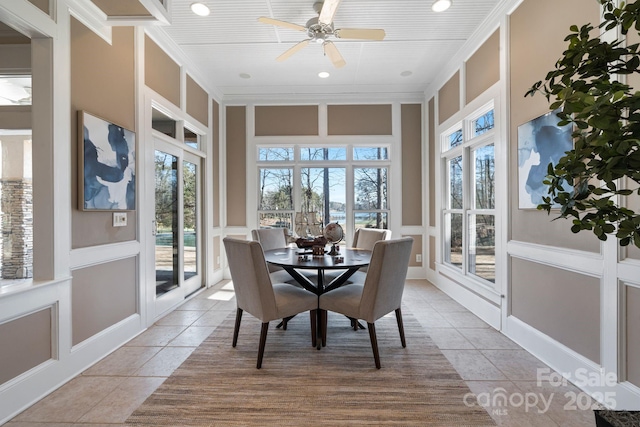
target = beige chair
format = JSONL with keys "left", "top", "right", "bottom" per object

{"left": 251, "top": 228, "right": 291, "bottom": 282}
{"left": 352, "top": 227, "right": 392, "bottom": 250}
{"left": 223, "top": 237, "right": 318, "bottom": 369}
{"left": 319, "top": 237, "right": 413, "bottom": 369}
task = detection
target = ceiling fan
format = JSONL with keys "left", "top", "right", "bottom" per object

{"left": 258, "top": 0, "right": 386, "bottom": 68}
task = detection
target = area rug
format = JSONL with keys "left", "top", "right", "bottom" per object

{"left": 126, "top": 308, "right": 494, "bottom": 426}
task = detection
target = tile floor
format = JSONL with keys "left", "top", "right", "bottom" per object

{"left": 5, "top": 279, "right": 597, "bottom": 426}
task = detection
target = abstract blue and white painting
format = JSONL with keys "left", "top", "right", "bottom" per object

{"left": 80, "top": 111, "right": 136, "bottom": 211}
{"left": 517, "top": 110, "right": 572, "bottom": 209}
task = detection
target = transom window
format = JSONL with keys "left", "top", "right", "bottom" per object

{"left": 441, "top": 105, "right": 496, "bottom": 284}
{"left": 257, "top": 145, "right": 390, "bottom": 240}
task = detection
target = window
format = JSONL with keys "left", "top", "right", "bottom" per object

{"left": 441, "top": 106, "right": 496, "bottom": 284}
{"left": 256, "top": 145, "right": 390, "bottom": 239}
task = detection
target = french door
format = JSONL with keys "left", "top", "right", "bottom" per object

{"left": 153, "top": 138, "right": 202, "bottom": 314}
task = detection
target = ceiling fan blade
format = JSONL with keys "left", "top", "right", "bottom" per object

{"left": 335, "top": 28, "right": 386, "bottom": 40}
{"left": 276, "top": 39, "right": 311, "bottom": 62}
{"left": 318, "top": 0, "right": 341, "bottom": 25}
{"left": 258, "top": 17, "right": 306, "bottom": 32}
{"left": 323, "top": 41, "right": 346, "bottom": 68}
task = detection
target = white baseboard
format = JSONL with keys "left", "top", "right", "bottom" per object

{"left": 505, "top": 315, "right": 640, "bottom": 410}
{"left": 431, "top": 272, "right": 501, "bottom": 329}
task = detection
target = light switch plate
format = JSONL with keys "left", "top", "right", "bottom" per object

{"left": 113, "top": 212, "right": 127, "bottom": 227}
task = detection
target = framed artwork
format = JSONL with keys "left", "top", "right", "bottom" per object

{"left": 79, "top": 110, "right": 136, "bottom": 211}
{"left": 517, "top": 109, "right": 572, "bottom": 209}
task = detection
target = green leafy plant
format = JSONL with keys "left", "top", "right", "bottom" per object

{"left": 525, "top": 0, "right": 640, "bottom": 247}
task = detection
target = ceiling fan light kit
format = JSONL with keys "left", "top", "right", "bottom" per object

{"left": 432, "top": 0, "right": 452, "bottom": 12}
{"left": 258, "top": 0, "right": 386, "bottom": 68}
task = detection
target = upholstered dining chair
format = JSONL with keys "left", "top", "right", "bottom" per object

{"left": 223, "top": 237, "right": 318, "bottom": 369}
{"left": 319, "top": 237, "right": 413, "bottom": 369}
{"left": 351, "top": 227, "right": 392, "bottom": 274}
{"left": 251, "top": 228, "right": 290, "bottom": 281}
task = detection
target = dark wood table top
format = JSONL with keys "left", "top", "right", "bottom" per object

{"left": 263, "top": 247, "right": 372, "bottom": 270}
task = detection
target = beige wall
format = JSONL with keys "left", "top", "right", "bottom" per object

{"left": 226, "top": 106, "right": 246, "bottom": 227}
{"left": 401, "top": 104, "right": 422, "bottom": 227}
{"left": 70, "top": 19, "right": 136, "bottom": 249}
{"left": 404, "top": 234, "right": 422, "bottom": 267}
{"left": 255, "top": 105, "right": 319, "bottom": 136}
{"left": 186, "top": 74, "right": 208, "bottom": 127}
{"left": 509, "top": 0, "right": 600, "bottom": 252}
{"left": 72, "top": 257, "right": 137, "bottom": 345}
{"left": 212, "top": 100, "right": 220, "bottom": 228}
{"left": 213, "top": 235, "right": 221, "bottom": 270}
{"left": 27, "top": 0, "right": 48, "bottom": 15}
{"left": 465, "top": 29, "right": 500, "bottom": 104}
{"left": 511, "top": 257, "right": 600, "bottom": 363}
{"left": 327, "top": 104, "right": 392, "bottom": 135}
{"left": 144, "top": 35, "right": 180, "bottom": 108}
{"left": 438, "top": 71, "right": 460, "bottom": 124}
{"left": 91, "top": 0, "right": 151, "bottom": 17}
{"left": 627, "top": 285, "right": 640, "bottom": 387}
{"left": 428, "top": 98, "right": 435, "bottom": 228}
{"left": 429, "top": 235, "right": 436, "bottom": 270}
{"left": 0, "top": 106, "right": 31, "bottom": 129}
{"left": 0, "top": 308, "right": 51, "bottom": 385}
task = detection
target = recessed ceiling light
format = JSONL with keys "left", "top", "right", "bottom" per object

{"left": 239, "top": 73, "right": 251, "bottom": 79}
{"left": 318, "top": 71, "right": 330, "bottom": 79}
{"left": 400, "top": 71, "right": 413, "bottom": 77}
{"left": 432, "top": 0, "right": 452, "bottom": 12}
{"left": 190, "top": 2, "right": 210, "bottom": 16}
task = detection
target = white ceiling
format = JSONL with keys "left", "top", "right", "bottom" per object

{"left": 159, "top": 0, "right": 502, "bottom": 97}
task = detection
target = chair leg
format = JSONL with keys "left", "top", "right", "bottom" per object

{"left": 321, "top": 310, "right": 327, "bottom": 347}
{"left": 395, "top": 308, "right": 407, "bottom": 348}
{"left": 232, "top": 308, "right": 243, "bottom": 347}
{"left": 257, "top": 322, "right": 269, "bottom": 369}
{"left": 367, "top": 322, "right": 381, "bottom": 369}
{"left": 310, "top": 310, "right": 317, "bottom": 348}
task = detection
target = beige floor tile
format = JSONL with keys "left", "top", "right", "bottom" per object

{"left": 82, "top": 346, "right": 162, "bottom": 376}
{"left": 168, "top": 325, "right": 216, "bottom": 346}
{"left": 192, "top": 308, "right": 235, "bottom": 326}
{"left": 459, "top": 328, "right": 523, "bottom": 350}
{"left": 465, "top": 380, "right": 561, "bottom": 426}
{"left": 482, "top": 349, "right": 551, "bottom": 381}
{"left": 513, "top": 380, "right": 598, "bottom": 427}
{"left": 14, "top": 377, "right": 124, "bottom": 423}
{"left": 441, "top": 349, "right": 508, "bottom": 381}
{"left": 77, "top": 377, "right": 165, "bottom": 424}
{"left": 439, "top": 311, "right": 491, "bottom": 328}
{"left": 124, "top": 325, "right": 188, "bottom": 347}
{"left": 134, "top": 346, "right": 196, "bottom": 377}
{"left": 425, "top": 328, "right": 476, "bottom": 349}
{"left": 155, "top": 309, "right": 206, "bottom": 326}
{"left": 413, "top": 311, "right": 454, "bottom": 328}
{"left": 175, "top": 297, "right": 219, "bottom": 311}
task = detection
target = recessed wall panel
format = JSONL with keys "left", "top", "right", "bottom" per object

{"left": 438, "top": 71, "right": 460, "bottom": 124}
{"left": 144, "top": 35, "right": 180, "bottom": 108}
{"left": 466, "top": 29, "right": 500, "bottom": 104}
{"left": 72, "top": 257, "right": 137, "bottom": 345}
{"left": 626, "top": 284, "right": 640, "bottom": 387}
{"left": 509, "top": 0, "right": 600, "bottom": 252}
{"left": 212, "top": 100, "right": 220, "bottom": 228}
{"left": 226, "top": 106, "right": 246, "bottom": 227}
{"left": 71, "top": 19, "right": 136, "bottom": 249}
{"left": 0, "top": 307, "right": 52, "bottom": 385}
{"left": 186, "top": 75, "right": 208, "bottom": 126}
{"left": 428, "top": 97, "right": 435, "bottom": 228}
{"left": 327, "top": 104, "right": 392, "bottom": 135}
{"left": 255, "top": 105, "right": 318, "bottom": 136}
{"left": 511, "top": 257, "right": 600, "bottom": 363}
{"left": 401, "top": 104, "right": 422, "bottom": 227}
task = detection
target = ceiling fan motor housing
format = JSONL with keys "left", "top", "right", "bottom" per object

{"left": 305, "top": 16, "right": 334, "bottom": 42}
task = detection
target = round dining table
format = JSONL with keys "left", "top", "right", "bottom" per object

{"left": 263, "top": 246, "right": 372, "bottom": 349}
{"left": 263, "top": 247, "right": 372, "bottom": 295}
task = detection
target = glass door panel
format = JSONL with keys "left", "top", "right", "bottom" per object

{"left": 155, "top": 150, "right": 179, "bottom": 296}
{"left": 182, "top": 156, "right": 201, "bottom": 295}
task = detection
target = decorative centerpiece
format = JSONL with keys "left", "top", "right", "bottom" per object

{"left": 323, "top": 222, "right": 344, "bottom": 256}
{"left": 294, "top": 235, "right": 327, "bottom": 249}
